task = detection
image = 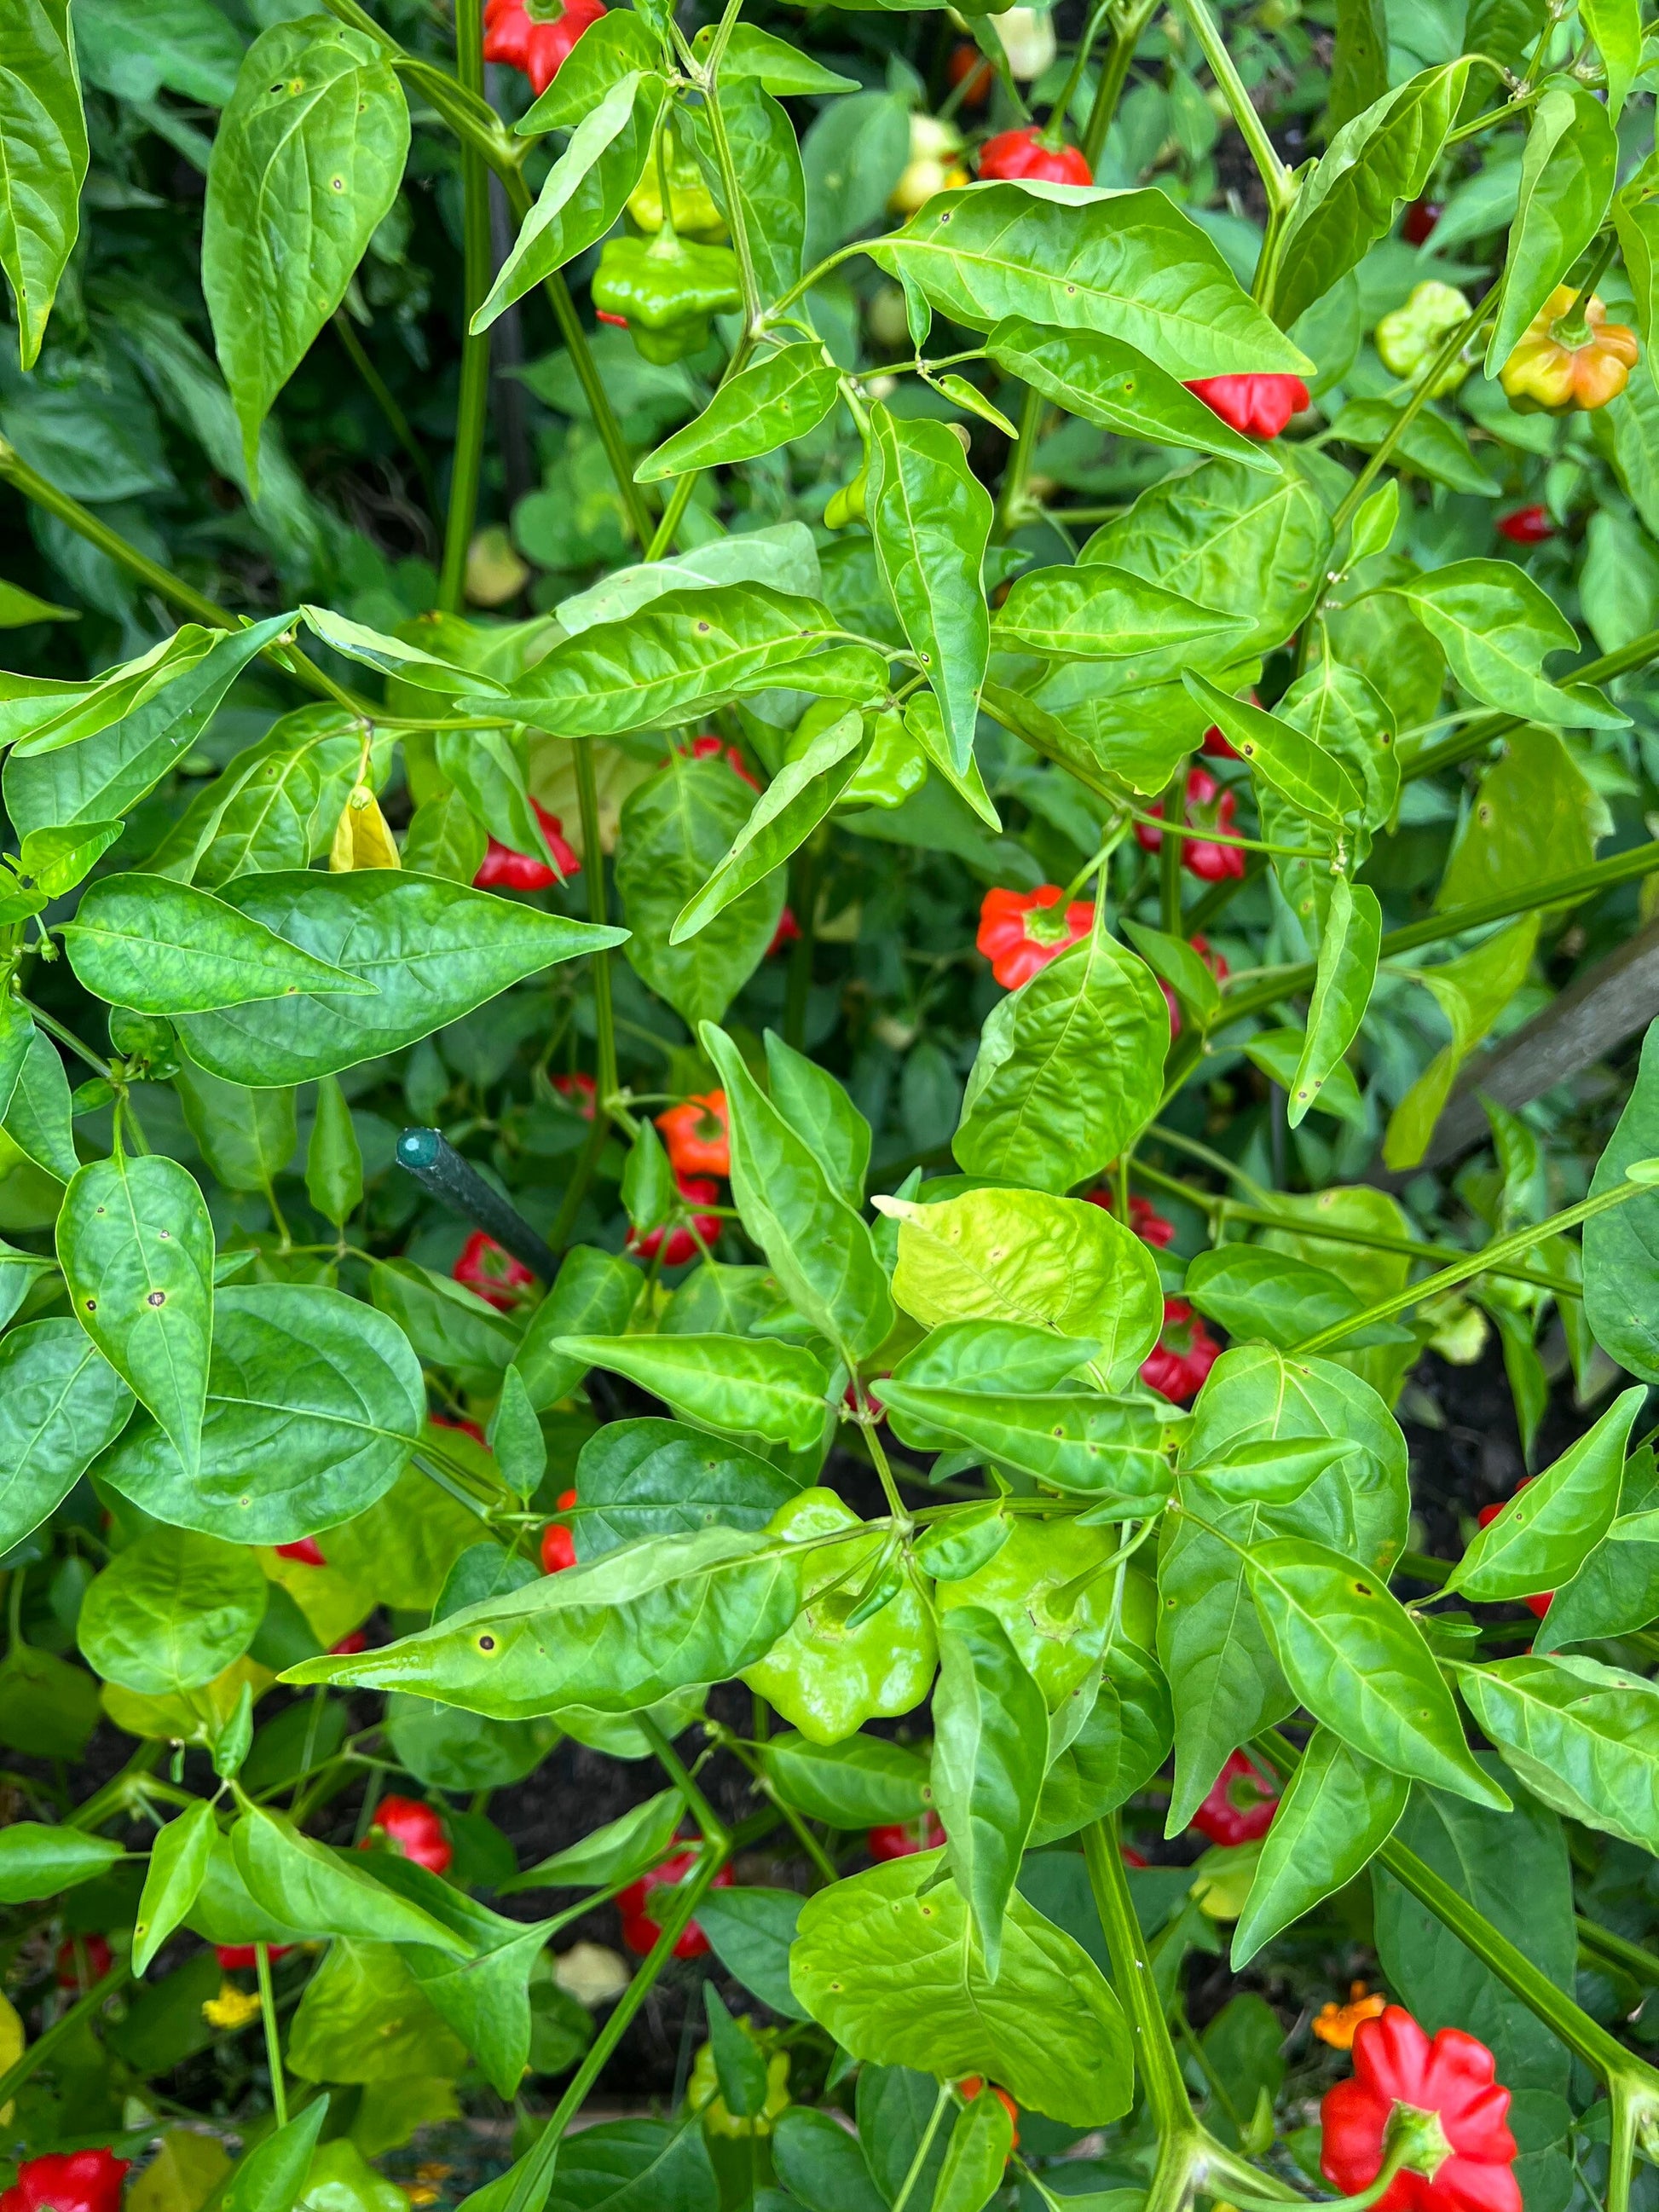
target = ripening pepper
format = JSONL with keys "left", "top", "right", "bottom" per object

{"left": 867, "top": 1813, "right": 946, "bottom": 1861}
{"left": 276, "top": 1536, "right": 327, "bottom": 1566}
{"left": 1315, "top": 1984, "right": 1389, "bottom": 2051}
{"left": 1142, "top": 1297, "right": 1221, "bottom": 1402}
{"left": 683, "top": 732, "right": 760, "bottom": 788}
{"left": 948, "top": 43, "right": 994, "bottom": 103}
{"left": 1402, "top": 198, "right": 1442, "bottom": 245}
{"left": 977, "top": 125, "right": 1092, "bottom": 186}
{"left": 54, "top": 1934, "right": 113, "bottom": 1989}
{"left": 1135, "top": 767, "right": 1246, "bottom": 881}
{"left": 1190, "top": 1747, "right": 1280, "bottom": 1845}
{"left": 890, "top": 115, "right": 970, "bottom": 217}
{"left": 1321, "top": 2007, "right": 1520, "bottom": 2212}
{"left": 540, "top": 1488, "right": 579, "bottom": 1573}
{"left": 361, "top": 1795, "right": 452, "bottom": 1875}
{"left": 743, "top": 1490, "right": 937, "bottom": 1743}
{"left": 656, "top": 1091, "right": 730, "bottom": 1177}
{"left": 592, "top": 229, "right": 743, "bottom": 364}
{"left": 626, "top": 1174, "right": 721, "bottom": 1266}
{"left": 1084, "top": 1190, "right": 1176, "bottom": 1247}
{"left": 0, "top": 2153, "right": 130, "bottom": 2212}
{"left": 483, "top": 0, "right": 605, "bottom": 93}
{"left": 454, "top": 1230, "right": 536, "bottom": 1312}
{"left": 768, "top": 907, "right": 801, "bottom": 956}
{"left": 936, "top": 1517, "right": 1130, "bottom": 1707}
{"left": 618, "top": 1847, "right": 734, "bottom": 1957}
{"left": 215, "top": 1943, "right": 294, "bottom": 1969}
{"left": 1495, "top": 504, "right": 1552, "bottom": 545}
{"left": 958, "top": 2081, "right": 1020, "bottom": 2152}
{"left": 1184, "top": 373, "right": 1309, "bottom": 439}
{"left": 689, "top": 2025, "right": 792, "bottom": 2136}
{"left": 1474, "top": 1482, "right": 1552, "bottom": 1619}
{"left": 1500, "top": 286, "right": 1639, "bottom": 413}
{"left": 1374, "top": 280, "right": 1472, "bottom": 396}
{"left": 976, "top": 885, "right": 1093, "bottom": 989}
{"left": 551, "top": 1071, "right": 597, "bottom": 1116}
{"left": 473, "top": 800, "right": 581, "bottom": 891}
{"left": 627, "top": 122, "right": 727, "bottom": 243}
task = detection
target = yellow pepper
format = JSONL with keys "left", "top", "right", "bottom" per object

{"left": 1499, "top": 285, "right": 1639, "bottom": 413}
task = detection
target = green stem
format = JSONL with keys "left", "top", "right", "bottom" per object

{"left": 332, "top": 311, "right": 437, "bottom": 512}
{"left": 1331, "top": 292, "right": 1498, "bottom": 534}
{"left": 1159, "top": 761, "right": 1186, "bottom": 935}
{"left": 783, "top": 823, "right": 825, "bottom": 1049}
{"left": 1290, "top": 1177, "right": 1650, "bottom": 1354}
{"left": 502, "top": 1843, "right": 730, "bottom": 2212}
{"left": 700, "top": 0, "right": 763, "bottom": 331}
{"left": 995, "top": 384, "right": 1047, "bottom": 541}
{"left": 1049, "top": 0, "right": 1113, "bottom": 137}
{"left": 636, "top": 1711, "right": 727, "bottom": 1846}
{"left": 1082, "top": 0, "right": 1159, "bottom": 170}
{"left": 0, "top": 1957, "right": 134, "bottom": 2110}
{"left": 1175, "top": 0, "right": 1295, "bottom": 214}
{"left": 891, "top": 2083, "right": 953, "bottom": 2212}
{"left": 24, "top": 999, "right": 114, "bottom": 1082}
{"left": 1083, "top": 1816, "right": 1189, "bottom": 2131}
{"left": 255, "top": 1942, "right": 288, "bottom": 2126}
{"left": 573, "top": 736, "right": 618, "bottom": 1113}
{"left": 439, "top": 0, "right": 494, "bottom": 613}
{"left": 1579, "top": 1917, "right": 1659, "bottom": 1989}
{"left": 1404, "top": 622, "right": 1659, "bottom": 778}
{"left": 67, "top": 1741, "right": 162, "bottom": 1830}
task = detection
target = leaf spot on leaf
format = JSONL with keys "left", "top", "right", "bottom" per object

{"left": 147, "top": 1291, "right": 166, "bottom": 1307}
{"left": 478, "top": 1634, "right": 497, "bottom": 1651}
{"left": 84, "top": 1298, "right": 96, "bottom": 1312}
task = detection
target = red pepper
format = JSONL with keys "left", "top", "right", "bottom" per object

{"left": 1120, "top": 1843, "right": 1149, "bottom": 1868}
{"left": 957, "top": 2079, "right": 1020, "bottom": 2151}
{"left": 54, "top": 1934, "right": 113, "bottom": 1989}
{"left": 453, "top": 1230, "right": 536, "bottom": 1313}
{"left": 431, "top": 1411, "right": 488, "bottom": 1445}
{"left": 362, "top": 1795, "right": 452, "bottom": 1876}
{"left": 540, "top": 1489, "right": 579, "bottom": 1574}
{"left": 1402, "top": 199, "right": 1442, "bottom": 245}
{"left": 483, "top": 0, "right": 605, "bottom": 94}
{"left": 473, "top": 800, "right": 581, "bottom": 892}
{"left": 1, "top": 2153, "right": 130, "bottom": 2212}
{"left": 684, "top": 733, "right": 760, "bottom": 790}
{"left": 215, "top": 1943, "right": 294, "bottom": 1969}
{"left": 1083, "top": 1190, "right": 1176, "bottom": 1247}
{"left": 768, "top": 907, "right": 801, "bottom": 956}
{"left": 1190, "top": 1748, "right": 1280, "bottom": 1845}
{"left": 617, "top": 1848, "right": 735, "bottom": 1958}
{"left": 1135, "top": 768, "right": 1246, "bottom": 882}
{"left": 330, "top": 1630, "right": 367, "bottom": 1655}
{"left": 1495, "top": 505, "right": 1552, "bottom": 545}
{"left": 275, "top": 1536, "right": 326, "bottom": 1567}
{"left": 627, "top": 1174, "right": 721, "bottom": 1268}
{"left": 867, "top": 1814, "right": 946, "bottom": 1861}
{"left": 1141, "top": 1297, "right": 1221, "bottom": 1402}
{"left": 551, "top": 1071, "right": 596, "bottom": 1117}
{"left": 977, "top": 127, "right": 1092, "bottom": 187}
{"left": 976, "top": 886, "right": 1094, "bottom": 989}
{"left": 1184, "top": 374, "right": 1309, "bottom": 440}
{"left": 947, "top": 43, "right": 993, "bottom": 104}
{"left": 1321, "top": 2007, "right": 1520, "bottom": 2212}
{"left": 1475, "top": 1483, "right": 1552, "bottom": 1619}
{"left": 656, "top": 1090, "right": 730, "bottom": 1178}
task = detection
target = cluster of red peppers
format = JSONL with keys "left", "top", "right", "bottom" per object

{"left": 1136, "top": 765, "right": 1246, "bottom": 881}
{"left": 473, "top": 798, "right": 581, "bottom": 894}
{"left": 617, "top": 1846, "right": 735, "bottom": 1957}
{"left": 629, "top": 1086, "right": 729, "bottom": 1266}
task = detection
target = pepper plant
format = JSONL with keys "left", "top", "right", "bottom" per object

{"left": 7, "top": 0, "right": 1659, "bottom": 2206}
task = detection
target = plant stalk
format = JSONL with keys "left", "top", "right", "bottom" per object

{"left": 439, "top": 0, "right": 494, "bottom": 613}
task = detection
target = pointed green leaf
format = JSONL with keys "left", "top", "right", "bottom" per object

{"left": 868, "top": 406, "right": 990, "bottom": 775}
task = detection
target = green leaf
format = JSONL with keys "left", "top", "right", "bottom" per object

{"left": 487, "top": 1366, "right": 546, "bottom": 1499}
{"left": 1231, "top": 1729, "right": 1407, "bottom": 1966}
{"left": 1183, "top": 1247, "right": 1410, "bottom": 1356}
{"left": 501, "top": 1788, "right": 685, "bottom": 1891}
{"left": 0, "top": 1319, "right": 134, "bottom": 1554}
{"left": 513, "top": 2122, "right": 713, "bottom": 2212}
{"left": 954, "top": 928, "right": 1168, "bottom": 1196}
{"left": 882, "top": 1373, "right": 1175, "bottom": 1507}
{"left": 402, "top": 788, "right": 487, "bottom": 886}
{"left": 697, "top": 20, "right": 858, "bottom": 93}
{"left": 1536, "top": 1450, "right": 1659, "bottom": 1651}
{"left": 870, "top": 185, "right": 1313, "bottom": 382}
{"left": 1032, "top": 1634, "right": 1173, "bottom": 1845}
{"left": 1585, "top": 1020, "right": 1659, "bottom": 1382}
{"left": 937, "top": 1516, "right": 1130, "bottom": 1709}
{"left": 789, "top": 1853, "right": 1134, "bottom": 2126}
{"left": 171, "top": 870, "right": 624, "bottom": 1086}
{"left": 494, "top": 584, "right": 836, "bottom": 737}
{"left": 1581, "top": 0, "right": 1641, "bottom": 113}
{"left": 511, "top": 1247, "right": 640, "bottom": 1412}
{"left": 1384, "top": 561, "right": 1621, "bottom": 730}
{"left": 878, "top": 1185, "right": 1163, "bottom": 1388}
{"left": 760, "top": 1729, "right": 933, "bottom": 1828}
{"left": 772, "top": 2109, "right": 887, "bottom": 2212}
{"left": 701, "top": 1023, "right": 893, "bottom": 1362}
{"left": 765, "top": 1031, "right": 871, "bottom": 1208}
{"left": 550, "top": 1332, "right": 830, "bottom": 1450}
{"left": 672, "top": 709, "right": 867, "bottom": 944}
{"left": 5, "top": 1025, "right": 77, "bottom": 1181}
{"left": 984, "top": 317, "right": 1279, "bottom": 471}
{"left": 686, "top": 75, "right": 804, "bottom": 304}
{"left": 1383, "top": 917, "right": 1541, "bottom": 1170}
{"left": 1453, "top": 1653, "right": 1659, "bottom": 1852}
{"left": 95, "top": 1282, "right": 425, "bottom": 1545}
{"left": 1485, "top": 81, "right": 1618, "bottom": 376}
{"left": 516, "top": 9, "right": 656, "bottom": 130}
{"left": 932, "top": 2089, "right": 1015, "bottom": 2212}
{"left": 0, "top": 1821, "right": 123, "bottom": 1903}
{"left": 16, "top": 820, "right": 124, "bottom": 898}
{"left": 1436, "top": 725, "right": 1601, "bottom": 913}
{"left": 1327, "top": 398, "right": 1501, "bottom": 497}
{"left": 74, "top": 0, "right": 246, "bottom": 107}
{"left": 867, "top": 407, "right": 991, "bottom": 776}
{"left": 698, "top": 1886, "right": 807, "bottom": 2019}
{"left": 64, "top": 874, "right": 374, "bottom": 1014}
{"left": 932, "top": 1605, "right": 1048, "bottom": 1974}
{"left": 0, "top": 0, "right": 87, "bottom": 368}
{"left": 78, "top": 1524, "right": 267, "bottom": 1695}
{"left": 1245, "top": 1538, "right": 1509, "bottom": 1808}
{"left": 223, "top": 2098, "right": 330, "bottom": 2212}
{"left": 299, "top": 604, "right": 505, "bottom": 697}
{"left": 150, "top": 702, "right": 360, "bottom": 889}
{"left": 133, "top": 1799, "right": 217, "bottom": 1974}
{"left": 1274, "top": 63, "right": 1474, "bottom": 329}
{"left": 284, "top": 1525, "right": 807, "bottom": 1719}
{"left": 801, "top": 90, "right": 910, "bottom": 260}
{"left": 202, "top": 19, "right": 410, "bottom": 478}
{"left": 1446, "top": 1387, "right": 1643, "bottom": 1600}
{"left": 1328, "top": 0, "right": 1390, "bottom": 130}
{"left": 59, "top": 1152, "right": 214, "bottom": 1479}
{"left": 1289, "top": 880, "right": 1380, "bottom": 1127}
{"left": 475, "top": 74, "right": 663, "bottom": 331}
{"left": 305, "top": 1073, "right": 362, "bottom": 1226}
{"left": 1183, "top": 673, "right": 1361, "bottom": 825}
{"left": 0, "top": 578, "right": 74, "bottom": 627}
{"left": 635, "top": 344, "right": 839, "bottom": 482}
{"left": 994, "top": 565, "right": 1251, "bottom": 670}
{"left": 231, "top": 1801, "right": 470, "bottom": 1953}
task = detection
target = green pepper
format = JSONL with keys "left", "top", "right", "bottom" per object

{"left": 935, "top": 1516, "right": 1129, "bottom": 1707}
{"left": 823, "top": 460, "right": 868, "bottom": 529}
{"left": 591, "top": 228, "right": 743, "bottom": 365}
{"left": 1373, "top": 280, "right": 1471, "bottom": 396}
{"left": 741, "top": 1488, "right": 937, "bottom": 1744}
{"left": 626, "top": 118, "right": 727, "bottom": 243}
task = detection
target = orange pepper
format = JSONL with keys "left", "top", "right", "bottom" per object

{"left": 1499, "top": 285, "right": 1639, "bottom": 413}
